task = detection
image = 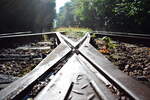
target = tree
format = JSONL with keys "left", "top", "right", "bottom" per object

{"left": 56, "top": 2, "right": 75, "bottom": 27}
{"left": 56, "top": 0, "right": 150, "bottom": 33}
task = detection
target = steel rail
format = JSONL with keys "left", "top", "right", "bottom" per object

{"left": 78, "top": 34, "right": 150, "bottom": 100}
{"left": 34, "top": 34, "right": 117, "bottom": 100}
{"left": 91, "top": 31, "right": 150, "bottom": 40}
{"left": 0, "top": 32, "right": 71, "bottom": 100}
{"left": 0, "top": 32, "right": 57, "bottom": 39}
{"left": 92, "top": 31, "right": 150, "bottom": 37}
{"left": 0, "top": 31, "right": 32, "bottom": 36}
{"left": 0, "top": 32, "right": 150, "bottom": 100}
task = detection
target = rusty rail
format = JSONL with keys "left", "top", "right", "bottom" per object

{"left": 0, "top": 32, "right": 150, "bottom": 100}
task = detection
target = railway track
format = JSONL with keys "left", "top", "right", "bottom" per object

{"left": 91, "top": 31, "right": 150, "bottom": 40}
{"left": 0, "top": 31, "right": 58, "bottom": 48}
{"left": 0, "top": 32, "right": 58, "bottom": 39}
{"left": 90, "top": 31, "right": 150, "bottom": 46}
{"left": 0, "top": 32, "right": 150, "bottom": 100}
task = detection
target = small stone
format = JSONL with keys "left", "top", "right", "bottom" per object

{"left": 0, "top": 65, "right": 5, "bottom": 68}
{"left": 125, "top": 65, "right": 129, "bottom": 69}
{"left": 76, "top": 75, "right": 83, "bottom": 81}
{"left": 144, "top": 66, "right": 150, "bottom": 71}
{"left": 59, "top": 91, "right": 61, "bottom": 94}
{"left": 136, "top": 76, "right": 148, "bottom": 81}
{"left": 120, "top": 96, "right": 126, "bottom": 100}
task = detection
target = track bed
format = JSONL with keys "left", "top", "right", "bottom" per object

{"left": 0, "top": 32, "right": 150, "bottom": 100}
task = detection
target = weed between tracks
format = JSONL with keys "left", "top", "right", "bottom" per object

{"left": 91, "top": 36, "right": 150, "bottom": 87}
{"left": 54, "top": 27, "right": 92, "bottom": 41}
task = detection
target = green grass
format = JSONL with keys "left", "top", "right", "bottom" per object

{"left": 54, "top": 27, "right": 92, "bottom": 37}
{"left": 42, "top": 34, "right": 49, "bottom": 42}
{"left": 101, "top": 36, "right": 117, "bottom": 49}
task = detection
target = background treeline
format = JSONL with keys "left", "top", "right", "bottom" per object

{"left": 0, "top": 0, "right": 56, "bottom": 33}
{"left": 56, "top": 0, "right": 150, "bottom": 33}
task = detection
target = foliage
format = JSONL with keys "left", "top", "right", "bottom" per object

{"left": 91, "top": 33, "right": 96, "bottom": 38}
{"left": 56, "top": 2, "right": 75, "bottom": 27}
{"left": 55, "top": 27, "right": 92, "bottom": 37}
{"left": 55, "top": 27, "right": 92, "bottom": 33}
{"left": 102, "top": 36, "right": 117, "bottom": 49}
{"left": 99, "top": 49, "right": 110, "bottom": 54}
{"left": 56, "top": 0, "right": 150, "bottom": 33}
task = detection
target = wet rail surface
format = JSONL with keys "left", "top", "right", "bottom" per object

{"left": 0, "top": 32, "right": 150, "bottom": 100}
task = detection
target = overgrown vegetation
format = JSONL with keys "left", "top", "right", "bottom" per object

{"left": 55, "top": 27, "right": 92, "bottom": 37}
{"left": 56, "top": 0, "right": 150, "bottom": 33}
{"left": 94, "top": 36, "right": 117, "bottom": 54}
{"left": 101, "top": 36, "right": 117, "bottom": 49}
